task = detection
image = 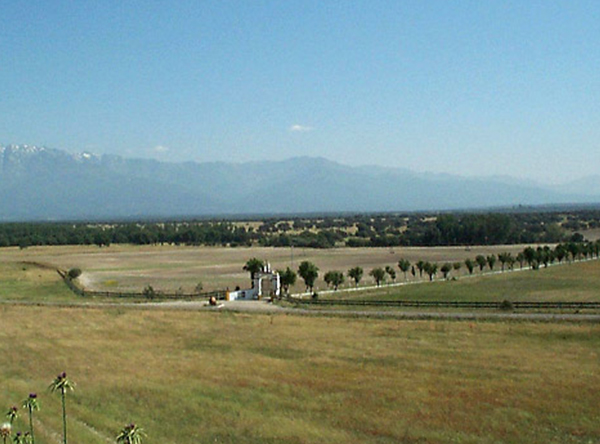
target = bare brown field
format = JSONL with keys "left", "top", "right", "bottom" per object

{"left": 581, "top": 227, "right": 600, "bottom": 241}
{"left": 2, "top": 244, "right": 534, "bottom": 293}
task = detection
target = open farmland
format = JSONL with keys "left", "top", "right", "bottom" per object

{"left": 1, "top": 305, "right": 599, "bottom": 444}
{"left": 0, "top": 260, "right": 76, "bottom": 302}
{"left": 0, "top": 244, "right": 532, "bottom": 294}
{"left": 0, "top": 245, "right": 599, "bottom": 443}
{"left": 323, "top": 259, "right": 600, "bottom": 304}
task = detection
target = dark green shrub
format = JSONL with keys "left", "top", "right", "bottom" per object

{"left": 143, "top": 285, "right": 156, "bottom": 299}
{"left": 67, "top": 268, "right": 82, "bottom": 279}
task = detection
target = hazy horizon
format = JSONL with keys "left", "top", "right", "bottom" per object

{"left": 3, "top": 141, "right": 597, "bottom": 189}
{"left": 2, "top": 2, "right": 599, "bottom": 186}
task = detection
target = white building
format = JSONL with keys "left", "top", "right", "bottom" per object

{"left": 227, "top": 262, "right": 281, "bottom": 301}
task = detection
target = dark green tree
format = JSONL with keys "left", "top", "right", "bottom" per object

{"left": 385, "top": 266, "right": 396, "bottom": 282}
{"left": 452, "top": 262, "right": 462, "bottom": 274}
{"left": 347, "top": 267, "right": 363, "bottom": 287}
{"left": 516, "top": 252, "right": 525, "bottom": 268}
{"left": 298, "top": 261, "right": 319, "bottom": 292}
{"left": 397, "top": 259, "right": 411, "bottom": 281}
{"left": 67, "top": 268, "right": 82, "bottom": 279}
{"left": 424, "top": 262, "right": 438, "bottom": 281}
{"left": 538, "top": 246, "right": 551, "bottom": 268}
{"left": 554, "top": 244, "right": 567, "bottom": 263}
{"left": 475, "top": 255, "right": 487, "bottom": 272}
{"left": 93, "top": 231, "right": 111, "bottom": 248}
{"left": 369, "top": 268, "right": 386, "bottom": 286}
{"left": 440, "top": 263, "right": 452, "bottom": 280}
{"left": 324, "top": 271, "right": 345, "bottom": 290}
{"left": 464, "top": 258, "right": 475, "bottom": 275}
{"left": 279, "top": 267, "right": 297, "bottom": 295}
{"left": 243, "top": 258, "right": 264, "bottom": 280}
{"left": 592, "top": 241, "right": 600, "bottom": 258}
{"left": 416, "top": 260, "right": 425, "bottom": 278}
{"left": 498, "top": 252, "right": 511, "bottom": 271}
{"left": 523, "top": 247, "right": 538, "bottom": 267}
{"left": 486, "top": 254, "right": 496, "bottom": 271}
{"left": 566, "top": 242, "right": 581, "bottom": 262}
{"left": 142, "top": 285, "right": 156, "bottom": 299}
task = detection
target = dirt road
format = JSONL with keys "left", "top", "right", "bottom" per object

{"left": 5, "top": 299, "right": 597, "bottom": 322}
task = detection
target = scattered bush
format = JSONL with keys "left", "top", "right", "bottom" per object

{"left": 142, "top": 285, "right": 156, "bottom": 299}
{"left": 67, "top": 268, "right": 82, "bottom": 279}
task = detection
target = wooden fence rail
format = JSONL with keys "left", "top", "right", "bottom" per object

{"left": 288, "top": 297, "right": 600, "bottom": 310}
{"left": 58, "top": 270, "right": 226, "bottom": 300}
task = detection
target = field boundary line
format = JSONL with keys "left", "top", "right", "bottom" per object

{"left": 290, "top": 257, "right": 599, "bottom": 298}
{"left": 287, "top": 297, "right": 600, "bottom": 310}
{"left": 3, "top": 299, "right": 600, "bottom": 323}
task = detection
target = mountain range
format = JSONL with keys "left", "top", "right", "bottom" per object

{"left": 1, "top": 144, "right": 598, "bottom": 221}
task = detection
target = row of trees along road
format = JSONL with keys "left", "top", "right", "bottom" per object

{"left": 244, "top": 240, "right": 600, "bottom": 294}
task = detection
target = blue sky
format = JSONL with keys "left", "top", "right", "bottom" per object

{"left": 1, "top": 1, "right": 599, "bottom": 184}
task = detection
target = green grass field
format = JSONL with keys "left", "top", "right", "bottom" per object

{"left": 0, "top": 261, "right": 76, "bottom": 302}
{"left": 328, "top": 260, "right": 600, "bottom": 303}
{"left": 1, "top": 305, "right": 599, "bottom": 444}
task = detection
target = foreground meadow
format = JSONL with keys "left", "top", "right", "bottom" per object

{"left": 0, "top": 305, "right": 599, "bottom": 444}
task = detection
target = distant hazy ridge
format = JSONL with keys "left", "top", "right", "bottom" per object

{"left": 0, "top": 144, "right": 597, "bottom": 221}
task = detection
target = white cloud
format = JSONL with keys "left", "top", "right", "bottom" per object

{"left": 153, "top": 145, "right": 169, "bottom": 153}
{"left": 289, "top": 124, "right": 314, "bottom": 132}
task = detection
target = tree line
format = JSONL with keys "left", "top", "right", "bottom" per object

{"left": 257, "top": 240, "right": 600, "bottom": 294}
{"left": 0, "top": 222, "right": 251, "bottom": 249}
{"left": 0, "top": 210, "right": 597, "bottom": 249}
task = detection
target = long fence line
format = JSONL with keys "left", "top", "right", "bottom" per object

{"left": 288, "top": 297, "right": 600, "bottom": 310}
{"left": 57, "top": 270, "right": 226, "bottom": 300}
{"left": 56, "top": 255, "right": 599, "bottom": 308}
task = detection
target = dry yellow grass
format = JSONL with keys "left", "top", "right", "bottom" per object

{"left": 1, "top": 244, "right": 531, "bottom": 293}
{"left": 0, "top": 305, "right": 598, "bottom": 443}
{"left": 1, "top": 249, "right": 599, "bottom": 443}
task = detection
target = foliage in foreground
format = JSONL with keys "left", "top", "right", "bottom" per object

{"left": 4, "top": 374, "right": 142, "bottom": 444}
{"left": 1, "top": 306, "right": 599, "bottom": 444}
